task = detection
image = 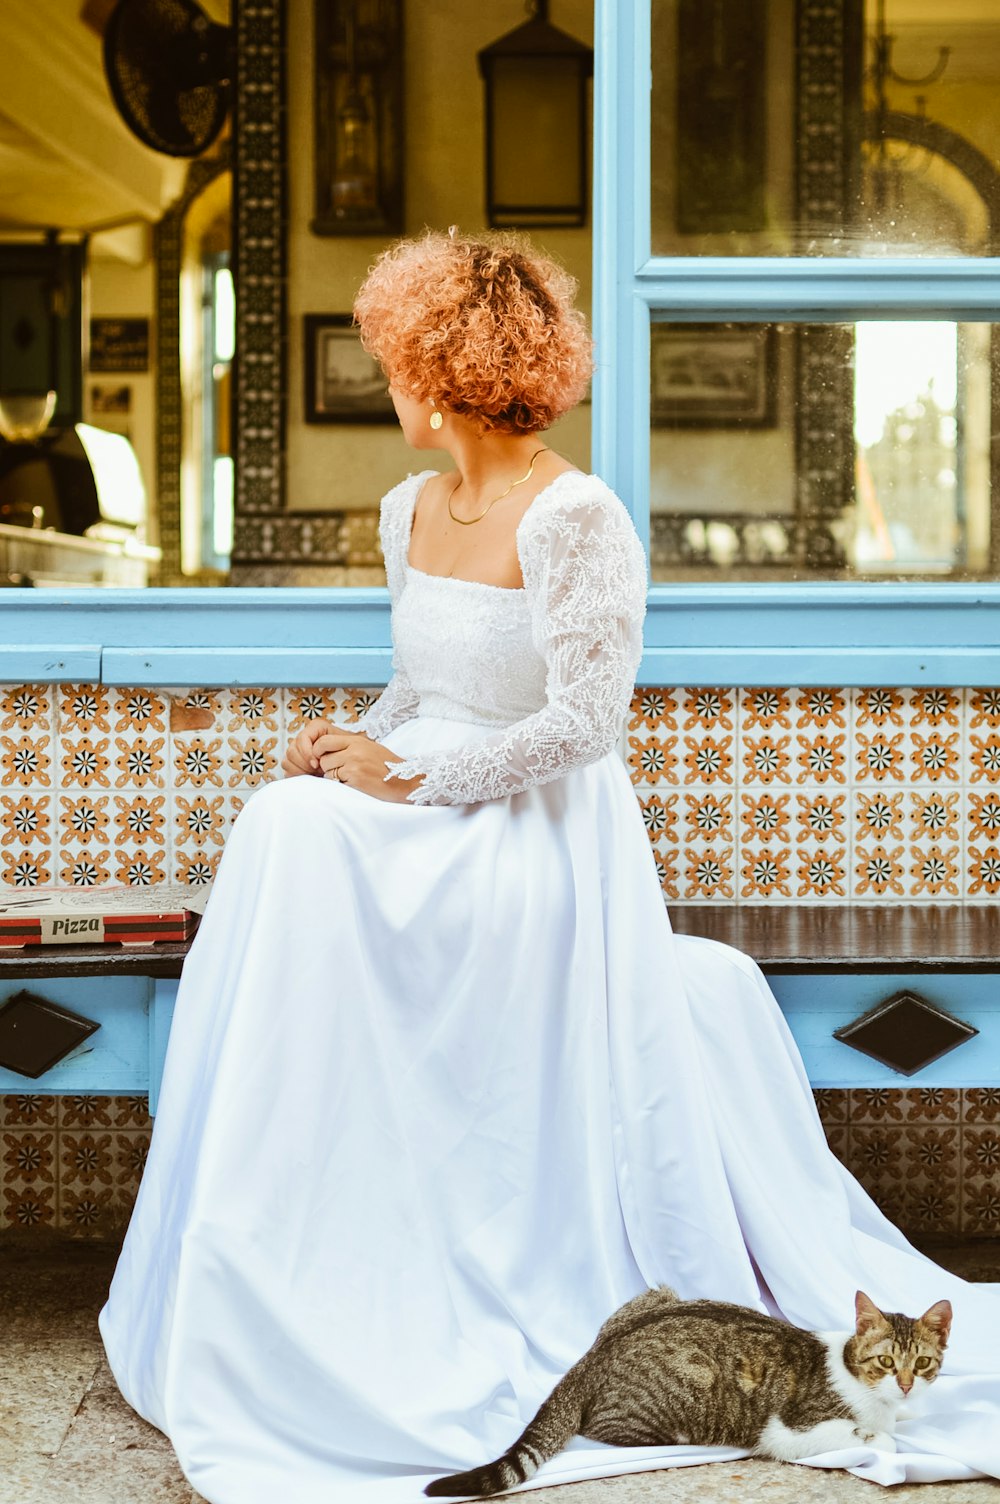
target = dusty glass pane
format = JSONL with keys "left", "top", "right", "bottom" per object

{"left": 651, "top": 0, "right": 1000, "bottom": 257}
{"left": 649, "top": 319, "right": 997, "bottom": 581}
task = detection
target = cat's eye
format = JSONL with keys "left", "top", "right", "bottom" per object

{"left": 914, "top": 1357, "right": 932, "bottom": 1370}
{"left": 877, "top": 1355, "right": 895, "bottom": 1369}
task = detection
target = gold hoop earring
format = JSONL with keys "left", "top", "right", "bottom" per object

{"left": 429, "top": 402, "right": 443, "bottom": 432}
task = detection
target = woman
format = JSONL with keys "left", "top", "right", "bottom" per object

{"left": 99, "top": 231, "right": 1000, "bottom": 1504}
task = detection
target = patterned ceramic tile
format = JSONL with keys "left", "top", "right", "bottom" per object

{"left": 1, "top": 684, "right": 52, "bottom": 730}
{"left": 286, "top": 688, "right": 338, "bottom": 729}
{"left": 740, "top": 844, "right": 794, "bottom": 900}
{"left": 628, "top": 689, "right": 680, "bottom": 732}
{"left": 638, "top": 792, "right": 679, "bottom": 844}
{"left": 627, "top": 733, "right": 680, "bottom": 786}
{"left": 795, "top": 842, "right": 848, "bottom": 899}
{"left": 965, "top": 1088, "right": 1000, "bottom": 1122}
{"left": 683, "top": 847, "right": 735, "bottom": 901}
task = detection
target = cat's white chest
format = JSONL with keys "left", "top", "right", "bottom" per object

{"left": 821, "top": 1333, "right": 898, "bottom": 1431}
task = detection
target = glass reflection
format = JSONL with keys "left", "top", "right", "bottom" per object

{"left": 651, "top": 0, "right": 1000, "bottom": 257}
{"left": 649, "top": 320, "right": 995, "bottom": 581}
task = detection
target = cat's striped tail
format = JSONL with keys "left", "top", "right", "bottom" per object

{"left": 423, "top": 1373, "right": 585, "bottom": 1497}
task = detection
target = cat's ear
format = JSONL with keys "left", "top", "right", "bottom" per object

{"left": 918, "top": 1299, "right": 953, "bottom": 1346}
{"left": 854, "top": 1290, "right": 887, "bottom": 1334}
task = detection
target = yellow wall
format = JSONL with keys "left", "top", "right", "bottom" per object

{"left": 285, "top": 0, "right": 595, "bottom": 512}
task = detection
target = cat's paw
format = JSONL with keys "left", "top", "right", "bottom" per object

{"left": 855, "top": 1428, "right": 897, "bottom": 1453}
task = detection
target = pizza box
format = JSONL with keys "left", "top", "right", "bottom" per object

{"left": 0, "top": 886, "right": 208, "bottom": 949}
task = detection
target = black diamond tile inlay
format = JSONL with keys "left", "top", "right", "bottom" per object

{"left": 0, "top": 989, "right": 100, "bottom": 1079}
{"left": 834, "top": 989, "right": 978, "bottom": 1077}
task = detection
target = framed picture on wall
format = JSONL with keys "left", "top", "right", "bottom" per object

{"left": 650, "top": 324, "right": 777, "bottom": 428}
{"left": 303, "top": 314, "right": 396, "bottom": 423}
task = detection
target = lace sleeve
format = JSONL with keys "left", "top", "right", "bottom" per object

{"left": 383, "top": 479, "right": 647, "bottom": 805}
{"left": 355, "top": 471, "right": 434, "bottom": 741}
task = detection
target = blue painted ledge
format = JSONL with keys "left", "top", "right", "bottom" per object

{"left": 3, "top": 584, "right": 1000, "bottom": 687}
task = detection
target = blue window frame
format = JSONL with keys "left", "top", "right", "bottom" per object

{"left": 4, "top": 0, "right": 1000, "bottom": 694}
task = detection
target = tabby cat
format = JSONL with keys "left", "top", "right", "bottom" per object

{"left": 424, "top": 1286, "right": 952, "bottom": 1498}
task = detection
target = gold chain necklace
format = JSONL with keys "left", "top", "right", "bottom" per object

{"left": 447, "top": 448, "right": 548, "bottom": 526}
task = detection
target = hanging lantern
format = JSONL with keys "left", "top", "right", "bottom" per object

{"left": 477, "top": 1, "right": 593, "bottom": 229}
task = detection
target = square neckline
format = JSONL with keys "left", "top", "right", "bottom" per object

{"left": 403, "top": 468, "right": 589, "bottom": 593}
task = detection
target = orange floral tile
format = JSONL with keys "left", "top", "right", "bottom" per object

{"left": 638, "top": 793, "right": 679, "bottom": 842}
{"left": 2, "top": 1183, "right": 55, "bottom": 1230}
{"left": 627, "top": 734, "right": 679, "bottom": 785}
{"left": 741, "top": 735, "right": 792, "bottom": 785}
{"left": 59, "top": 848, "right": 112, "bottom": 887}
{"left": 287, "top": 689, "right": 339, "bottom": 729}
{"left": 855, "top": 731, "right": 905, "bottom": 782}
{"left": 856, "top": 792, "right": 904, "bottom": 841}
{"left": 964, "top": 1127, "right": 1000, "bottom": 1177}
{"left": 175, "top": 793, "right": 227, "bottom": 847}
{"left": 57, "top": 1183, "right": 117, "bottom": 1235}
{"left": 910, "top": 731, "right": 960, "bottom": 783}
{"left": 682, "top": 689, "right": 734, "bottom": 730}
{"left": 58, "top": 685, "right": 111, "bottom": 734}
{"left": 965, "top": 1089, "right": 1000, "bottom": 1122}
{"left": 795, "top": 689, "right": 847, "bottom": 729}
{"left": 628, "top": 688, "right": 679, "bottom": 732}
{"left": 227, "top": 690, "right": 279, "bottom": 731}
{"left": 175, "top": 847, "right": 223, "bottom": 887}
{"left": 908, "top": 688, "right": 960, "bottom": 727}
{"left": 796, "top": 792, "right": 846, "bottom": 843}
{"left": 740, "top": 846, "right": 793, "bottom": 899}
{"left": 683, "top": 734, "right": 734, "bottom": 784}
{"left": 970, "top": 733, "right": 1000, "bottom": 783}
{"left": 911, "top": 792, "right": 960, "bottom": 841}
{"left": 854, "top": 843, "right": 905, "bottom": 897}
{"left": 59, "top": 794, "right": 110, "bottom": 844}
{"left": 1, "top": 793, "right": 50, "bottom": 846}
{"left": 901, "top": 1088, "right": 959, "bottom": 1121}
{"left": 684, "top": 791, "right": 733, "bottom": 840}
{"left": 113, "top": 793, "right": 166, "bottom": 846}
{"left": 909, "top": 844, "right": 960, "bottom": 898}
{"left": 174, "top": 737, "right": 225, "bottom": 787}
{"left": 795, "top": 732, "right": 847, "bottom": 784}
{"left": 653, "top": 850, "right": 680, "bottom": 898}
{"left": 967, "top": 844, "right": 1000, "bottom": 897}
{"left": 796, "top": 845, "right": 848, "bottom": 898}
{"left": 2, "top": 1130, "right": 55, "bottom": 1184}
{"left": 170, "top": 692, "right": 223, "bottom": 732}
{"left": 969, "top": 689, "right": 1000, "bottom": 729}
{"left": 112, "top": 737, "right": 166, "bottom": 788}
{"left": 1, "top": 1095, "right": 56, "bottom": 1127}
{"left": 963, "top": 1181, "right": 1000, "bottom": 1236}
{"left": 59, "top": 1096, "right": 115, "bottom": 1127}
{"left": 1, "top": 685, "right": 51, "bottom": 731}
{"left": 1, "top": 736, "right": 52, "bottom": 788}
{"left": 115, "top": 849, "right": 167, "bottom": 886}
{"left": 684, "top": 848, "right": 735, "bottom": 900}
{"left": 60, "top": 737, "right": 112, "bottom": 789}
{"left": 856, "top": 688, "right": 905, "bottom": 727}
{"left": 968, "top": 792, "right": 1000, "bottom": 840}
{"left": 2, "top": 850, "right": 51, "bottom": 887}
{"left": 741, "top": 792, "right": 791, "bottom": 843}
{"left": 740, "top": 688, "right": 792, "bottom": 730}
{"left": 113, "top": 690, "right": 167, "bottom": 734}
{"left": 335, "top": 689, "right": 379, "bottom": 726}
{"left": 61, "top": 1132, "right": 115, "bottom": 1185}
{"left": 227, "top": 736, "right": 279, "bottom": 787}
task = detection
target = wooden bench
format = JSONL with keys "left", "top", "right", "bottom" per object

{"left": 1, "top": 906, "right": 998, "bottom": 1109}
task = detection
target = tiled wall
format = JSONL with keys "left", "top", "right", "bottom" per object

{"left": 3, "top": 681, "right": 1000, "bottom": 902}
{"left": 628, "top": 687, "right": 1000, "bottom": 903}
{"left": 1, "top": 684, "right": 378, "bottom": 891}
{"left": 3, "top": 681, "right": 998, "bottom": 1243}
{"left": 3, "top": 1088, "right": 997, "bottom": 1241}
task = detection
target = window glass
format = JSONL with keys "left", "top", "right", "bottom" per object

{"left": 649, "top": 319, "right": 996, "bottom": 580}
{"left": 651, "top": 0, "right": 1000, "bottom": 257}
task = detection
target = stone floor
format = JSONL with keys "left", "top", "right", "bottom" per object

{"left": 3, "top": 1238, "right": 999, "bottom": 1504}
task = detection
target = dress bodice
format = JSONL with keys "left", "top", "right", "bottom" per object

{"left": 394, "top": 522, "right": 548, "bottom": 728}
{"left": 358, "top": 468, "right": 649, "bottom": 805}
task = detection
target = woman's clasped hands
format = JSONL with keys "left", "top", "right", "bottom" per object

{"left": 280, "top": 718, "right": 423, "bottom": 803}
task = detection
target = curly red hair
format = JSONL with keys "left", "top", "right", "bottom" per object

{"left": 353, "top": 229, "right": 593, "bottom": 435}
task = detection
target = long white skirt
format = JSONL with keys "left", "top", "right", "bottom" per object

{"left": 99, "top": 714, "right": 1000, "bottom": 1503}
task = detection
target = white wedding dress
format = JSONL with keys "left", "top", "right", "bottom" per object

{"left": 100, "top": 471, "right": 1000, "bottom": 1503}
